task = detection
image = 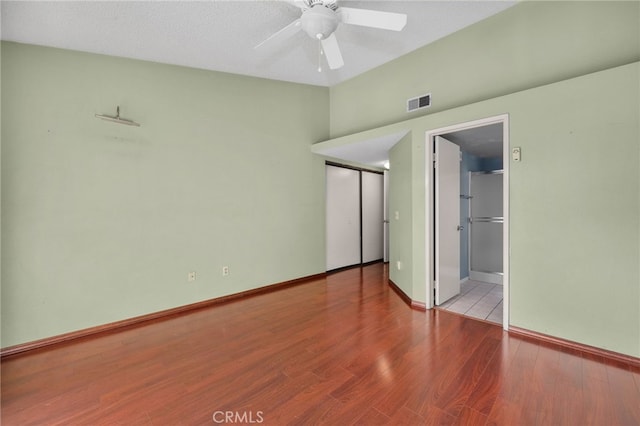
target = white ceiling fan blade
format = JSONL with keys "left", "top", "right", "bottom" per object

{"left": 339, "top": 7, "right": 407, "bottom": 31}
{"left": 255, "top": 19, "right": 302, "bottom": 49}
{"left": 320, "top": 33, "right": 344, "bottom": 70}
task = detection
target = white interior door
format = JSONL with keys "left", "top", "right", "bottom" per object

{"left": 435, "top": 136, "right": 461, "bottom": 305}
{"left": 362, "top": 171, "right": 384, "bottom": 263}
{"left": 326, "top": 165, "right": 361, "bottom": 270}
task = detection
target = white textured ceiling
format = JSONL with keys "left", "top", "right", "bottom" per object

{"left": 313, "top": 130, "right": 409, "bottom": 168}
{"left": 1, "top": 0, "right": 515, "bottom": 87}
{"left": 443, "top": 123, "right": 503, "bottom": 158}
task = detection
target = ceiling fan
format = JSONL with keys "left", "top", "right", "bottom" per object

{"left": 255, "top": 0, "right": 407, "bottom": 71}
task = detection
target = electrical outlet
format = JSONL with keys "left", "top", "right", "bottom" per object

{"left": 222, "top": 266, "right": 229, "bottom": 276}
{"left": 188, "top": 271, "right": 196, "bottom": 282}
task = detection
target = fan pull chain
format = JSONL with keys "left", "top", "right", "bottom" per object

{"left": 318, "top": 41, "right": 323, "bottom": 73}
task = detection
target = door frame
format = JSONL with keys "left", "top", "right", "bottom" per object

{"left": 425, "top": 114, "right": 510, "bottom": 331}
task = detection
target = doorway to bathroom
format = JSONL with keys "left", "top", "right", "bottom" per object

{"left": 426, "top": 115, "right": 509, "bottom": 330}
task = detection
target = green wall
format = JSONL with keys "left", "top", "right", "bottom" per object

{"left": 506, "top": 64, "right": 639, "bottom": 356}
{"left": 330, "top": 1, "right": 640, "bottom": 138}
{"left": 388, "top": 133, "right": 412, "bottom": 297}
{"left": 1, "top": 42, "right": 329, "bottom": 347}
{"left": 339, "top": 61, "right": 640, "bottom": 357}
{"left": 2, "top": 1, "right": 639, "bottom": 358}
{"left": 326, "top": 0, "right": 640, "bottom": 356}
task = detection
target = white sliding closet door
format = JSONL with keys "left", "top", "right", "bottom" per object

{"left": 362, "top": 171, "right": 384, "bottom": 263}
{"left": 326, "top": 165, "right": 361, "bottom": 271}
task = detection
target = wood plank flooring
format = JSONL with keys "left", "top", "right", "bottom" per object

{"left": 2, "top": 263, "right": 639, "bottom": 425}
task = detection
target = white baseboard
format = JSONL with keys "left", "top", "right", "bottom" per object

{"left": 470, "top": 271, "right": 503, "bottom": 285}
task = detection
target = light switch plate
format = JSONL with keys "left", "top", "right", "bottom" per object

{"left": 512, "top": 147, "right": 521, "bottom": 162}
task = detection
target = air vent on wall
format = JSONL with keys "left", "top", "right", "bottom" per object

{"left": 407, "top": 93, "right": 431, "bottom": 112}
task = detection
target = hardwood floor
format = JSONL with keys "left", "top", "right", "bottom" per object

{"left": 2, "top": 263, "right": 639, "bottom": 425}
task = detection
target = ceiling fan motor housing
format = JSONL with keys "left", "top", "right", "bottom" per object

{"left": 301, "top": 5, "right": 339, "bottom": 40}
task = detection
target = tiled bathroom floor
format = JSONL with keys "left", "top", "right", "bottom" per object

{"left": 438, "top": 280, "right": 503, "bottom": 324}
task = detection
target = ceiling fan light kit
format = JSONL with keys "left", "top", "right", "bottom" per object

{"left": 301, "top": 5, "right": 339, "bottom": 40}
{"left": 256, "top": 0, "right": 407, "bottom": 71}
